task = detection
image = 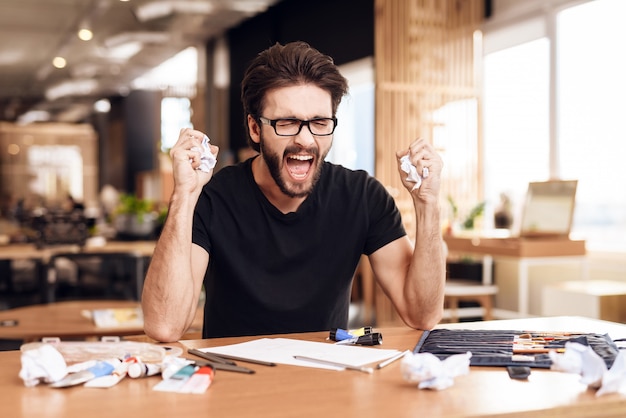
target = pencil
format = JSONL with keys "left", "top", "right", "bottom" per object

{"left": 293, "top": 355, "right": 374, "bottom": 374}
{"left": 191, "top": 359, "right": 255, "bottom": 374}
{"left": 188, "top": 348, "right": 276, "bottom": 367}
{"left": 376, "top": 350, "right": 409, "bottom": 369}
{"left": 188, "top": 348, "right": 237, "bottom": 365}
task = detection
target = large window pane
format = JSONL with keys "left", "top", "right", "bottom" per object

{"left": 161, "top": 97, "right": 192, "bottom": 152}
{"left": 330, "top": 57, "right": 375, "bottom": 175}
{"left": 483, "top": 39, "right": 550, "bottom": 228}
{"left": 558, "top": 0, "right": 626, "bottom": 251}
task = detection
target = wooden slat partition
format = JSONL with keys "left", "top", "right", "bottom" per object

{"left": 375, "top": 0, "right": 484, "bottom": 228}
{"left": 372, "top": 0, "right": 484, "bottom": 325}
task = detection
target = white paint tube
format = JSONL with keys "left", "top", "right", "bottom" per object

{"left": 127, "top": 361, "right": 162, "bottom": 378}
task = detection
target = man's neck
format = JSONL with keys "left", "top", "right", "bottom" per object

{"left": 251, "top": 156, "right": 307, "bottom": 214}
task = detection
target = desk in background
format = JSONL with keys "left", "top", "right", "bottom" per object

{"left": 0, "top": 240, "right": 156, "bottom": 264}
{"left": 2, "top": 317, "right": 626, "bottom": 418}
{"left": 444, "top": 235, "right": 587, "bottom": 317}
{"left": 0, "top": 300, "right": 203, "bottom": 343}
{"left": 0, "top": 240, "right": 155, "bottom": 304}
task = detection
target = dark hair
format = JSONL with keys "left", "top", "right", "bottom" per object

{"left": 241, "top": 41, "right": 349, "bottom": 152}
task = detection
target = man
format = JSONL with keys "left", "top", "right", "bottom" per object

{"left": 142, "top": 41, "right": 445, "bottom": 342}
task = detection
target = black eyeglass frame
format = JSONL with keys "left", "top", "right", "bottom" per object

{"left": 258, "top": 116, "right": 338, "bottom": 137}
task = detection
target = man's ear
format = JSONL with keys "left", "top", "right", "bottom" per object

{"left": 247, "top": 115, "right": 261, "bottom": 145}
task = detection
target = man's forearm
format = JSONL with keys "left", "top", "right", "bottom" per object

{"left": 142, "top": 193, "right": 202, "bottom": 342}
{"left": 406, "top": 201, "right": 446, "bottom": 329}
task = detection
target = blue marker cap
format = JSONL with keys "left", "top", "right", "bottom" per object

{"left": 329, "top": 328, "right": 356, "bottom": 341}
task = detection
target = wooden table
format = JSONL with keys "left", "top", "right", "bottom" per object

{"left": 2, "top": 316, "right": 626, "bottom": 418}
{"left": 0, "top": 240, "right": 155, "bottom": 303}
{"left": 444, "top": 235, "right": 587, "bottom": 317}
{"left": 0, "top": 300, "right": 203, "bottom": 342}
{"left": 0, "top": 240, "right": 156, "bottom": 261}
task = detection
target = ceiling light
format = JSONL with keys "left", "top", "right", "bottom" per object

{"left": 17, "top": 110, "right": 51, "bottom": 125}
{"left": 52, "top": 56, "right": 67, "bottom": 69}
{"left": 104, "top": 31, "right": 171, "bottom": 48}
{"left": 134, "top": 1, "right": 174, "bottom": 21}
{"left": 45, "top": 79, "right": 98, "bottom": 101}
{"left": 78, "top": 28, "right": 94, "bottom": 41}
{"left": 132, "top": 46, "right": 198, "bottom": 89}
{"left": 94, "top": 99, "right": 111, "bottom": 113}
{"left": 134, "top": 1, "right": 214, "bottom": 22}
{"left": 229, "top": 0, "right": 272, "bottom": 14}
{"left": 99, "top": 41, "right": 143, "bottom": 61}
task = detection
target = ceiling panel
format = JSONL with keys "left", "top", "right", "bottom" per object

{"left": 0, "top": 0, "right": 279, "bottom": 123}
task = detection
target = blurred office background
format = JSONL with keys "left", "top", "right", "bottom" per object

{"left": 1, "top": 0, "right": 625, "bottom": 321}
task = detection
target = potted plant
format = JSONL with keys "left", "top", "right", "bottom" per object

{"left": 461, "top": 201, "right": 486, "bottom": 230}
{"left": 447, "top": 196, "right": 486, "bottom": 232}
{"left": 446, "top": 196, "right": 487, "bottom": 283}
{"left": 113, "top": 194, "right": 156, "bottom": 239}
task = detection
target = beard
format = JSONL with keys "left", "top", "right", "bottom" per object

{"left": 259, "top": 132, "right": 329, "bottom": 198}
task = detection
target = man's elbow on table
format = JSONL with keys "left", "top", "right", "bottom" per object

{"left": 143, "top": 317, "right": 186, "bottom": 343}
{"left": 403, "top": 306, "right": 444, "bottom": 331}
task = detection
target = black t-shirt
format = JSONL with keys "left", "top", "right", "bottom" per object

{"left": 192, "top": 157, "right": 406, "bottom": 337}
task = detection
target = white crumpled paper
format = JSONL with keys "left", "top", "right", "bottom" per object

{"left": 549, "top": 341, "right": 626, "bottom": 396}
{"left": 400, "top": 155, "right": 428, "bottom": 191}
{"left": 191, "top": 134, "right": 217, "bottom": 173}
{"left": 401, "top": 351, "right": 471, "bottom": 390}
{"left": 19, "top": 344, "right": 68, "bottom": 387}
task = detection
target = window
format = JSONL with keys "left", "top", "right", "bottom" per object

{"left": 557, "top": 0, "right": 626, "bottom": 251}
{"left": 329, "top": 57, "right": 375, "bottom": 175}
{"left": 132, "top": 47, "right": 197, "bottom": 152}
{"left": 161, "top": 97, "right": 192, "bottom": 152}
{"left": 28, "top": 145, "right": 83, "bottom": 201}
{"left": 482, "top": 0, "right": 626, "bottom": 251}
{"left": 483, "top": 38, "right": 550, "bottom": 225}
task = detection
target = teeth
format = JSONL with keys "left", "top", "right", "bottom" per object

{"left": 288, "top": 155, "right": 312, "bottom": 161}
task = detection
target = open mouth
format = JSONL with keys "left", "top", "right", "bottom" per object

{"left": 285, "top": 154, "right": 313, "bottom": 180}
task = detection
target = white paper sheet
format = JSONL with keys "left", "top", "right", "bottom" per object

{"left": 193, "top": 338, "right": 402, "bottom": 371}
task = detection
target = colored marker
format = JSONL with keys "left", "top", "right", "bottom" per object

{"left": 330, "top": 327, "right": 375, "bottom": 341}
{"left": 335, "top": 332, "right": 383, "bottom": 346}
{"left": 350, "top": 326, "right": 373, "bottom": 336}
{"left": 329, "top": 328, "right": 356, "bottom": 341}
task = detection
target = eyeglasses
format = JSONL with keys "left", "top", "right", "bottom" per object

{"left": 258, "top": 116, "right": 337, "bottom": 136}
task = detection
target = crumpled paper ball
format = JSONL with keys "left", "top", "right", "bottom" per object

{"left": 549, "top": 341, "right": 626, "bottom": 396}
{"left": 191, "top": 134, "right": 217, "bottom": 172}
{"left": 401, "top": 351, "right": 471, "bottom": 390}
{"left": 19, "top": 344, "right": 67, "bottom": 387}
{"left": 399, "top": 155, "right": 424, "bottom": 191}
